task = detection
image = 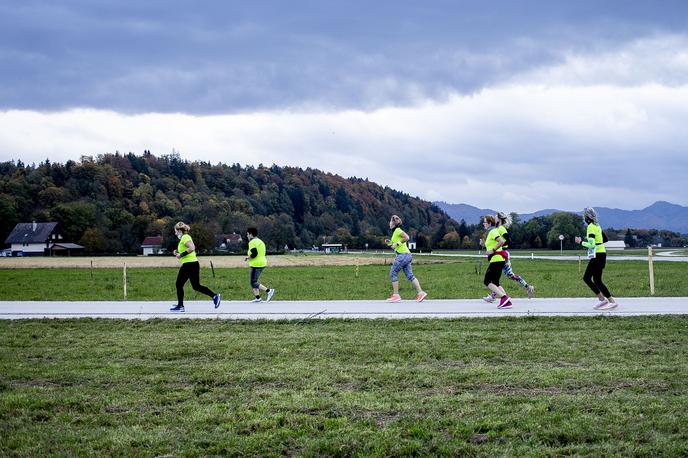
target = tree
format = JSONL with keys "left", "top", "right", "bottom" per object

{"left": 79, "top": 228, "right": 106, "bottom": 253}
{"left": 624, "top": 229, "right": 636, "bottom": 248}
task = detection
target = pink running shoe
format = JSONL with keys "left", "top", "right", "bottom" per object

{"left": 593, "top": 299, "right": 609, "bottom": 310}
{"left": 386, "top": 294, "right": 401, "bottom": 303}
{"left": 416, "top": 291, "right": 428, "bottom": 302}
{"left": 497, "top": 295, "right": 512, "bottom": 308}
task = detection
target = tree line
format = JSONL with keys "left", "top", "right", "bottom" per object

{"left": 1, "top": 153, "right": 685, "bottom": 253}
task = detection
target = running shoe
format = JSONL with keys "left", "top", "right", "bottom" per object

{"left": 251, "top": 298, "right": 263, "bottom": 303}
{"left": 497, "top": 295, "right": 512, "bottom": 308}
{"left": 416, "top": 291, "right": 428, "bottom": 302}
{"left": 497, "top": 300, "right": 513, "bottom": 309}
{"left": 593, "top": 299, "right": 609, "bottom": 310}
{"left": 386, "top": 294, "right": 401, "bottom": 303}
{"left": 267, "top": 289, "right": 275, "bottom": 302}
{"left": 482, "top": 294, "right": 496, "bottom": 303}
{"left": 526, "top": 285, "right": 535, "bottom": 299}
{"left": 213, "top": 293, "right": 221, "bottom": 309}
{"left": 170, "top": 304, "right": 185, "bottom": 312}
{"left": 602, "top": 301, "right": 619, "bottom": 310}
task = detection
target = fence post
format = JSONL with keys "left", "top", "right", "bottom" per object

{"left": 123, "top": 263, "right": 127, "bottom": 300}
{"left": 648, "top": 246, "right": 655, "bottom": 295}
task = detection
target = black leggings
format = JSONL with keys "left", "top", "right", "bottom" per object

{"left": 583, "top": 253, "right": 612, "bottom": 298}
{"left": 484, "top": 261, "right": 505, "bottom": 287}
{"left": 176, "top": 261, "right": 215, "bottom": 306}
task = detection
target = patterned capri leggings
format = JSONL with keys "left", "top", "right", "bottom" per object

{"left": 390, "top": 252, "right": 416, "bottom": 282}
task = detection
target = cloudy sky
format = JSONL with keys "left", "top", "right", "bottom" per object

{"left": 1, "top": 0, "right": 687, "bottom": 213}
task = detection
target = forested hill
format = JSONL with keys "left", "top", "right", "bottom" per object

{"left": 0, "top": 152, "right": 456, "bottom": 253}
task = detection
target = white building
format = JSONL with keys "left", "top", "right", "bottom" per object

{"left": 604, "top": 241, "right": 627, "bottom": 251}
{"left": 141, "top": 236, "right": 163, "bottom": 256}
{"left": 4, "top": 222, "right": 62, "bottom": 256}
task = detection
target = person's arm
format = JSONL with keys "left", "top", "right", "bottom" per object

{"left": 176, "top": 239, "right": 195, "bottom": 258}
{"left": 487, "top": 236, "right": 505, "bottom": 255}
{"left": 249, "top": 247, "right": 258, "bottom": 258}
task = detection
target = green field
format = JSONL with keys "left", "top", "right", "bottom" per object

{"left": 0, "top": 258, "right": 684, "bottom": 301}
{"left": 1, "top": 317, "right": 687, "bottom": 456}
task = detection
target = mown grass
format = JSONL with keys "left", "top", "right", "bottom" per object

{"left": 1, "top": 317, "right": 687, "bottom": 456}
{"left": 0, "top": 258, "right": 685, "bottom": 301}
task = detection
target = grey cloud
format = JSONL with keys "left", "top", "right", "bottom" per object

{"left": 2, "top": 0, "right": 688, "bottom": 113}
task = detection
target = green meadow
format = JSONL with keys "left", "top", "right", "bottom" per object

{"left": 0, "top": 258, "right": 684, "bottom": 301}
{"left": 1, "top": 317, "right": 687, "bottom": 456}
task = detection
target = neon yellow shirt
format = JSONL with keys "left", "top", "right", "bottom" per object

{"left": 497, "top": 225, "right": 509, "bottom": 249}
{"left": 485, "top": 227, "right": 505, "bottom": 263}
{"left": 248, "top": 237, "right": 267, "bottom": 267}
{"left": 177, "top": 234, "right": 198, "bottom": 264}
{"left": 582, "top": 223, "right": 606, "bottom": 254}
{"left": 390, "top": 227, "right": 411, "bottom": 254}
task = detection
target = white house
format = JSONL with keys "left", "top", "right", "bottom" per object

{"left": 141, "top": 236, "right": 163, "bottom": 255}
{"left": 321, "top": 243, "right": 344, "bottom": 253}
{"left": 4, "top": 222, "right": 63, "bottom": 256}
{"left": 604, "top": 241, "right": 627, "bottom": 251}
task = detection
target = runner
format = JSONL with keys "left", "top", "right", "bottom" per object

{"left": 245, "top": 227, "right": 275, "bottom": 303}
{"left": 170, "top": 222, "right": 221, "bottom": 312}
{"left": 575, "top": 207, "right": 619, "bottom": 310}
{"left": 481, "top": 215, "right": 512, "bottom": 309}
{"left": 384, "top": 215, "right": 427, "bottom": 303}
{"left": 483, "top": 211, "right": 535, "bottom": 303}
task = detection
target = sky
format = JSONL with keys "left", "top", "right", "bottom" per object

{"left": 1, "top": 0, "right": 687, "bottom": 213}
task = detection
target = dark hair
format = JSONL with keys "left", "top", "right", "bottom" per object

{"left": 247, "top": 227, "right": 258, "bottom": 236}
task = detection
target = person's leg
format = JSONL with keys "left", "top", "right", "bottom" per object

{"left": 389, "top": 255, "right": 403, "bottom": 297}
{"left": 583, "top": 259, "right": 602, "bottom": 296}
{"left": 188, "top": 262, "right": 216, "bottom": 298}
{"left": 503, "top": 261, "right": 529, "bottom": 289}
{"left": 484, "top": 262, "right": 506, "bottom": 298}
{"left": 250, "top": 267, "right": 264, "bottom": 298}
{"left": 174, "top": 264, "right": 191, "bottom": 308}
{"left": 591, "top": 254, "right": 616, "bottom": 304}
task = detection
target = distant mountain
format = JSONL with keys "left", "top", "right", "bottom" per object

{"left": 435, "top": 201, "right": 688, "bottom": 234}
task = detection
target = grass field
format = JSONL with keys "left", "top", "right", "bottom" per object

{"left": 1, "top": 317, "right": 687, "bottom": 456}
{"left": 0, "top": 258, "right": 685, "bottom": 301}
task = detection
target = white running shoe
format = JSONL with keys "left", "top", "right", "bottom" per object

{"left": 251, "top": 298, "right": 263, "bottom": 303}
{"left": 593, "top": 299, "right": 609, "bottom": 310}
{"left": 267, "top": 289, "right": 275, "bottom": 302}
{"left": 601, "top": 301, "right": 619, "bottom": 310}
{"left": 526, "top": 285, "right": 535, "bottom": 299}
{"left": 482, "top": 294, "right": 496, "bottom": 303}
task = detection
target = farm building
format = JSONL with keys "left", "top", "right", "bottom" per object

{"left": 3, "top": 222, "right": 84, "bottom": 256}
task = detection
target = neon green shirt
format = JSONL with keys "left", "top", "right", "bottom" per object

{"left": 248, "top": 237, "right": 267, "bottom": 268}
{"left": 497, "top": 225, "right": 509, "bottom": 249}
{"left": 582, "top": 223, "right": 606, "bottom": 254}
{"left": 177, "top": 234, "right": 198, "bottom": 264}
{"left": 485, "top": 227, "right": 505, "bottom": 263}
{"left": 390, "top": 227, "right": 411, "bottom": 254}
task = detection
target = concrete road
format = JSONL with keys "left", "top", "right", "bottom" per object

{"left": 1, "top": 297, "right": 687, "bottom": 319}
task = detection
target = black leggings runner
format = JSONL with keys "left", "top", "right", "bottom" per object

{"left": 176, "top": 261, "right": 215, "bottom": 306}
{"left": 583, "top": 253, "right": 612, "bottom": 298}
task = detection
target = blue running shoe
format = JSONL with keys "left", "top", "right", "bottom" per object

{"left": 170, "top": 304, "right": 185, "bottom": 312}
{"left": 213, "top": 293, "right": 221, "bottom": 309}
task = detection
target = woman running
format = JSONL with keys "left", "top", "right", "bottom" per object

{"left": 245, "top": 227, "right": 275, "bottom": 303}
{"left": 384, "top": 215, "right": 427, "bottom": 303}
{"left": 170, "top": 222, "right": 221, "bottom": 312}
{"left": 575, "top": 207, "right": 619, "bottom": 310}
{"left": 483, "top": 211, "right": 535, "bottom": 302}
{"left": 482, "top": 215, "right": 512, "bottom": 308}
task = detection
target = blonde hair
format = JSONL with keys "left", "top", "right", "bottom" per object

{"left": 174, "top": 221, "right": 190, "bottom": 233}
{"left": 496, "top": 211, "right": 512, "bottom": 228}
{"left": 390, "top": 215, "right": 403, "bottom": 228}
{"left": 483, "top": 215, "right": 497, "bottom": 226}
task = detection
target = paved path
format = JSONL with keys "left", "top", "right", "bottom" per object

{"left": 1, "top": 298, "right": 687, "bottom": 319}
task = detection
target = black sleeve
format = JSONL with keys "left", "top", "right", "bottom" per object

{"left": 502, "top": 233, "right": 511, "bottom": 247}
{"left": 250, "top": 247, "right": 258, "bottom": 258}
